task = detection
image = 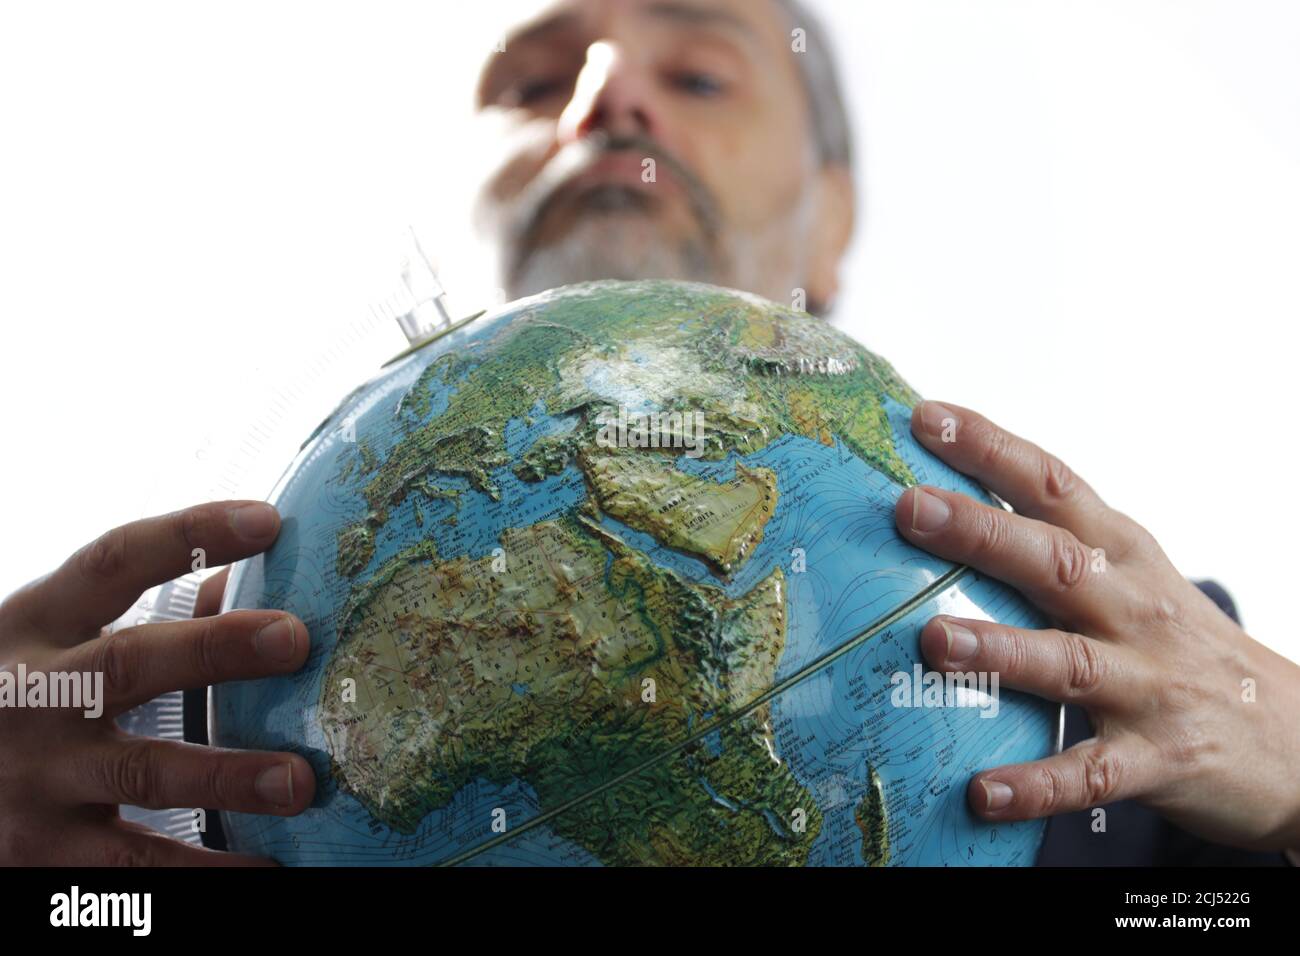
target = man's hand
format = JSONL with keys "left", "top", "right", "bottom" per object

{"left": 896, "top": 401, "right": 1300, "bottom": 852}
{"left": 0, "top": 501, "right": 315, "bottom": 865}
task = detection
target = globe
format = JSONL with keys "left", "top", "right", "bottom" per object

{"left": 212, "top": 279, "right": 1061, "bottom": 866}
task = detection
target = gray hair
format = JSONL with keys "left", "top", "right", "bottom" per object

{"left": 772, "top": 0, "right": 854, "bottom": 171}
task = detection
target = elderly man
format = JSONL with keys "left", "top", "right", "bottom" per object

{"left": 0, "top": 0, "right": 1296, "bottom": 866}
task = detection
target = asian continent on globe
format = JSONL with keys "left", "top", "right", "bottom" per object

{"left": 212, "top": 279, "right": 1060, "bottom": 866}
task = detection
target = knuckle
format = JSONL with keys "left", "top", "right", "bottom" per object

{"left": 1110, "top": 511, "right": 1161, "bottom": 563}
{"left": 976, "top": 420, "right": 1014, "bottom": 471}
{"left": 1060, "top": 632, "right": 1106, "bottom": 698}
{"left": 76, "top": 526, "right": 127, "bottom": 582}
{"left": 973, "top": 510, "right": 1010, "bottom": 557}
{"left": 188, "top": 618, "right": 225, "bottom": 684}
{"left": 999, "top": 628, "right": 1032, "bottom": 679}
{"left": 1162, "top": 671, "right": 1213, "bottom": 712}
{"left": 1032, "top": 763, "right": 1065, "bottom": 815}
{"left": 1050, "top": 532, "right": 1091, "bottom": 592}
{"left": 199, "top": 755, "right": 237, "bottom": 809}
{"left": 110, "top": 741, "right": 160, "bottom": 808}
{"left": 1079, "top": 745, "right": 1122, "bottom": 805}
{"left": 169, "top": 506, "right": 203, "bottom": 551}
{"left": 1143, "top": 592, "right": 1187, "bottom": 636}
{"left": 1161, "top": 720, "right": 1217, "bottom": 770}
{"left": 1042, "top": 454, "right": 1079, "bottom": 503}
{"left": 93, "top": 635, "right": 137, "bottom": 703}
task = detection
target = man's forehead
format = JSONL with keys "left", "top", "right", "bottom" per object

{"left": 495, "top": 0, "right": 784, "bottom": 51}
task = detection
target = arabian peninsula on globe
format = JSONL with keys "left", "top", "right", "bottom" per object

{"left": 213, "top": 279, "right": 1060, "bottom": 866}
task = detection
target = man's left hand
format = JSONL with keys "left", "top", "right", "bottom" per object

{"left": 895, "top": 400, "right": 1300, "bottom": 852}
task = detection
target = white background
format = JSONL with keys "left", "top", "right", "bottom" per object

{"left": 1, "top": 1, "right": 1296, "bottom": 661}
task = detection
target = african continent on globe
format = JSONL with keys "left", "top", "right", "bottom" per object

{"left": 212, "top": 279, "right": 1060, "bottom": 866}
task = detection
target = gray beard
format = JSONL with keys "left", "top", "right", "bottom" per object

{"left": 506, "top": 185, "right": 723, "bottom": 300}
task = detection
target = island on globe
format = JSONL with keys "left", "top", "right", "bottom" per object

{"left": 212, "top": 279, "right": 1061, "bottom": 866}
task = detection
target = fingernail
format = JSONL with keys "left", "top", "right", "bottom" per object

{"left": 254, "top": 616, "right": 297, "bottom": 663}
{"left": 255, "top": 764, "right": 295, "bottom": 807}
{"left": 910, "top": 488, "right": 951, "bottom": 532}
{"left": 981, "top": 779, "right": 1014, "bottom": 812}
{"left": 918, "top": 401, "right": 957, "bottom": 438}
{"left": 940, "top": 619, "right": 978, "bottom": 664}
{"left": 230, "top": 503, "right": 278, "bottom": 542}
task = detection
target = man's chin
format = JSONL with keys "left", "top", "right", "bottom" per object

{"left": 507, "top": 215, "right": 718, "bottom": 299}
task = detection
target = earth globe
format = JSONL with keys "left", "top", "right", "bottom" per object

{"left": 212, "top": 279, "right": 1061, "bottom": 866}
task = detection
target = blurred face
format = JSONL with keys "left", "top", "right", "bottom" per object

{"left": 473, "top": 0, "right": 853, "bottom": 310}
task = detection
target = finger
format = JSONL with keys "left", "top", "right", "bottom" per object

{"left": 896, "top": 485, "right": 1126, "bottom": 625}
{"left": 194, "top": 566, "right": 231, "bottom": 618}
{"left": 910, "top": 401, "right": 1121, "bottom": 550}
{"left": 6, "top": 815, "right": 275, "bottom": 866}
{"left": 65, "top": 610, "right": 308, "bottom": 716}
{"left": 967, "top": 734, "right": 1160, "bottom": 821}
{"left": 71, "top": 819, "right": 276, "bottom": 866}
{"left": 57, "top": 736, "right": 315, "bottom": 816}
{"left": 918, "top": 616, "right": 1143, "bottom": 711}
{"left": 21, "top": 500, "right": 280, "bottom": 641}
{"left": 113, "top": 821, "right": 277, "bottom": 866}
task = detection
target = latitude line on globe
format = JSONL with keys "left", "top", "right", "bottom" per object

{"left": 440, "top": 562, "right": 973, "bottom": 867}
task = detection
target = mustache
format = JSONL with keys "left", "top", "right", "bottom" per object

{"left": 508, "top": 132, "right": 723, "bottom": 268}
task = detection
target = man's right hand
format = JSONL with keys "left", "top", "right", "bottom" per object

{"left": 0, "top": 501, "right": 315, "bottom": 865}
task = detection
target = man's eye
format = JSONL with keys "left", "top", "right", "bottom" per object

{"left": 669, "top": 71, "right": 726, "bottom": 98}
{"left": 513, "top": 76, "right": 570, "bottom": 106}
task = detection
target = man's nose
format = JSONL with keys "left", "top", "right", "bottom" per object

{"left": 557, "top": 41, "right": 659, "bottom": 145}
